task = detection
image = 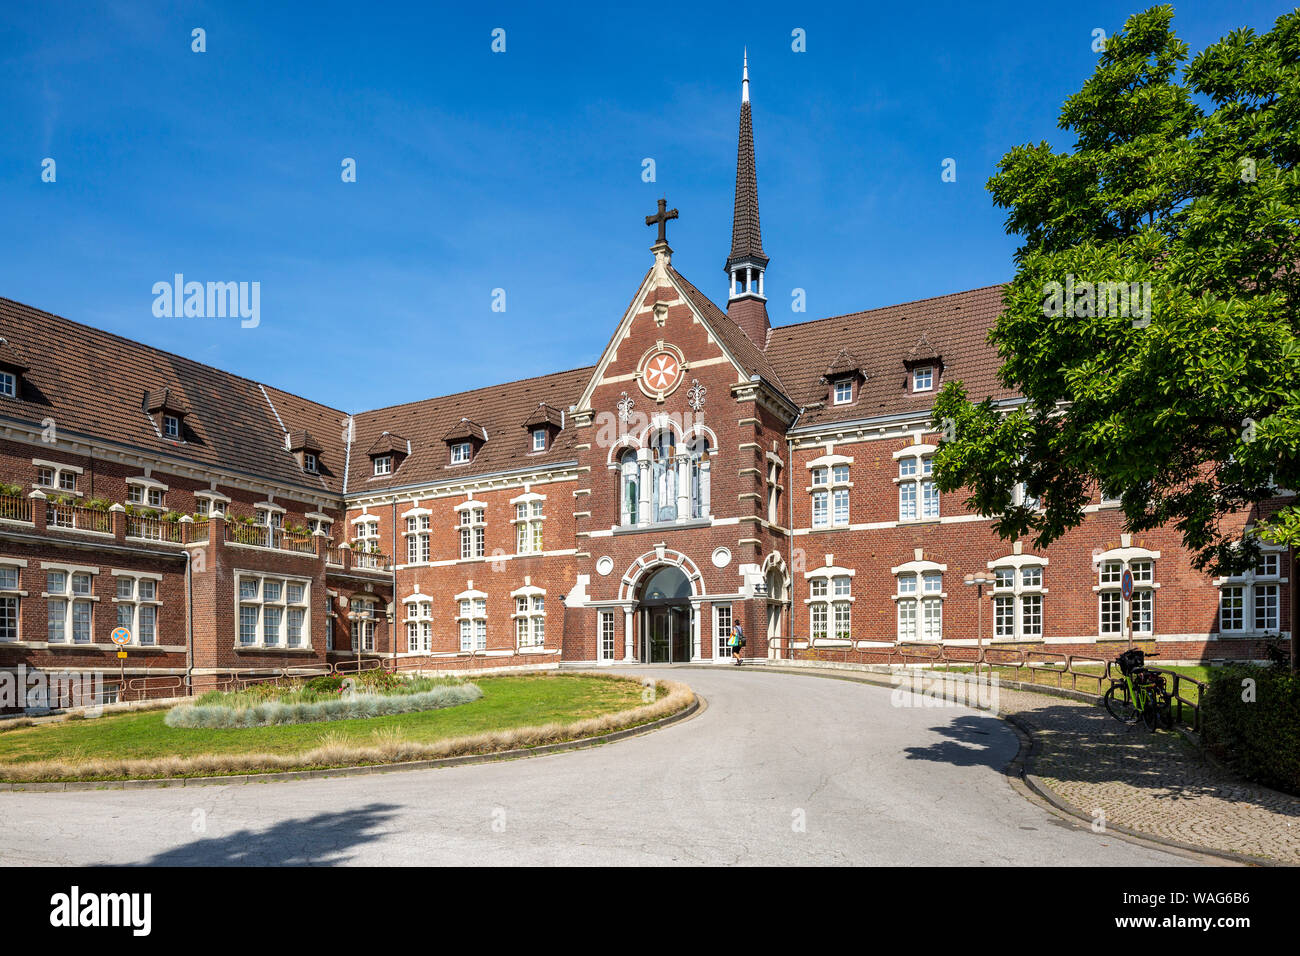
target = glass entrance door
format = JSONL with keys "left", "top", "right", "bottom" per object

{"left": 644, "top": 606, "right": 690, "bottom": 662}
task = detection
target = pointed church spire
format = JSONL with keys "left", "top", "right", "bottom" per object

{"left": 726, "top": 50, "right": 771, "bottom": 347}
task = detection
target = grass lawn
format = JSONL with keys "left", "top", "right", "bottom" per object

{"left": 0, "top": 674, "right": 646, "bottom": 767}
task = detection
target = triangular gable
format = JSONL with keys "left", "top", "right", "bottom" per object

{"left": 573, "top": 259, "right": 787, "bottom": 415}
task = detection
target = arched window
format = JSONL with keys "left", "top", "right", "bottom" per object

{"left": 642, "top": 565, "right": 692, "bottom": 602}
{"left": 619, "top": 450, "right": 639, "bottom": 526}
{"left": 650, "top": 429, "right": 679, "bottom": 522}
{"left": 688, "top": 434, "right": 711, "bottom": 519}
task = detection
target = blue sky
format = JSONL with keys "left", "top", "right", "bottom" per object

{"left": 0, "top": 1, "right": 1288, "bottom": 411}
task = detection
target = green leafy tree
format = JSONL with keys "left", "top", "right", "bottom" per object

{"left": 933, "top": 5, "right": 1300, "bottom": 581}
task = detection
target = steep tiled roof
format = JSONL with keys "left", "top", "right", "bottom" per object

{"left": 349, "top": 366, "right": 593, "bottom": 494}
{"left": 764, "top": 284, "right": 1017, "bottom": 429}
{"left": 671, "top": 267, "right": 787, "bottom": 394}
{"left": 0, "top": 296, "right": 348, "bottom": 495}
{"left": 727, "top": 99, "right": 767, "bottom": 267}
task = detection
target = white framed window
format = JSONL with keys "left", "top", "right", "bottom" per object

{"left": 163, "top": 414, "right": 181, "bottom": 439}
{"left": 45, "top": 568, "right": 97, "bottom": 644}
{"left": 1096, "top": 549, "right": 1158, "bottom": 637}
{"left": 809, "top": 460, "right": 851, "bottom": 529}
{"left": 451, "top": 442, "right": 471, "bottom": 465}
{"left": 599, "top": 610, "right": 618, "bottom": 661}
{"left": 833, "top": 379, "right": 853, "bottom": 405}
{"left": 457, "top": 594, "right": 488, "bottom": 651}
{"left": 352, "top": 517, "right": 380, "bottom": 551}
{"left": 807, "top": 568, "right": 854, "bottom": 642}
{"left": 896, "top": 452, "right": 938, "bottom": 521}
{"left": 127, "top": 484, "right": 165, "bottom": 508}
{"left": 1215, "top": 546, "right": 1287, "bottom": 635}
{"left": 531, "top": 428, "right": 547, "bottom": 452}
{"left": 113, "top": 573, "right": 160, "bottom": 646}
{"left": 459, "top": 506, "right": 486, "bottom": 559}
{"left": 35, "top": 462, "right": 81, "bottom": 495}
{"left": 237, "top": 573, "right": 310, "bottom": 648}
{"left": 373, "top": 455, "right": 392, "bottom": 476}
{"left": 303, "top": 452, "right": 318, "bottom": 473}
{"left": 404, "top": 513, "right": 432, "bottom": 565}
{"left": 405, "top": 600, "right": 432, "bottom": 653}
{"left": 989, "top": 558, "right": 1046, "bottom": 641}
{"left": 515, "top": 500, "right": 544, "bottom": 554}
{"left": 912, "top": 367, "right": 934, "bottom": 392}
{"left": 715, "top": 604, "right": 733, "bottom": 659}
{"left": 513, "top": 593, "right": 546, "bottom": 648}
{"left": 0, "top": 371, "right": 14, "bottom": 397}
{"left": 349, "top": 596, "right": 376, "bottom": 651}
{"left": 894, "top": 563, "right": 944, "bottom": 642}
{"left": 0, "top": 563, "right": 22, "bottom": 642}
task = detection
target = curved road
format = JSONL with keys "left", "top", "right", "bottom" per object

{"left": 0, "top": 667, "right": 1190, "bottom": 866}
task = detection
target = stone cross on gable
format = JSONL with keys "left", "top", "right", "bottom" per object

{"left": 645, "top": 198, "right": 679, "bottom": 245}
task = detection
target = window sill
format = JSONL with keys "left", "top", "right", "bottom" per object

{"left": 233, "top": 645, "right": 316, "bottom": 654}
{"left": 612, "top": 517, "right": 711, "bottom": 535}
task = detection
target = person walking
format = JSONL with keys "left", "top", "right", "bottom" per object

{"left": 730, "top": 621, "right": 746, "bottom": 665}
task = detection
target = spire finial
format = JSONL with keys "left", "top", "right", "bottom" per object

{"left": 742, "top": 48, "right": 749, "bottom": 104}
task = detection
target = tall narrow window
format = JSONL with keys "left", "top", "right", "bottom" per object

{"left": 515, "top": 500, "right": 544, "bottom": 554}
{"left": 459, "top": 507, "right": 486, "bottom": 559}
{"left": 619, "top": 450, "right": 640, "bottom": 526}
{"left": 897, "top": 452, "right": 938, "bottom": 521}
{"left": 599, "top": 610, "right": 617, "bottom": 661}
{"left": 0, "top": 565, "right": 20, "bottom": 642}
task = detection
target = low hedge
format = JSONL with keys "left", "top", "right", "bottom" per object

{"left": 165, "top": 683, "right": 483, "bottom": 729}
{"left": 1201, "top": 665, "right": 1300, "bottom": 796}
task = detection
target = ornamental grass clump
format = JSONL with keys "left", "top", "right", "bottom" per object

{"left": 165, "top": 683, "right": 483, "bottom": 729}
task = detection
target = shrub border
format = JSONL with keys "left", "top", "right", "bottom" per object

{"left": 0, "top": 674, "right": 700, "bottom": 790}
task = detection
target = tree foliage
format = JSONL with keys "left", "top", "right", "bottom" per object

{"left": 932, "top": 5, "right": 1300, "bottom": 575}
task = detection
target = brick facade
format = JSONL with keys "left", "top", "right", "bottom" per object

{"left": 0, "top": 69, "right": 1292, "bottom": 711}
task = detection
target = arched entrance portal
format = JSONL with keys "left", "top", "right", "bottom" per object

{"left": 638, "top": 565, "right": 693, "bottom": 663}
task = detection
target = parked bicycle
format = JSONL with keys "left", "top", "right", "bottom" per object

{"left": 1103, "top": 649, "right": 1173, "bottom": 731}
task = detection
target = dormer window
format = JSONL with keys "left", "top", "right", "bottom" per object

{"left": 0, "top": 338, "right": 30, "bottom": 400}
{"left": 912, "top": 367, "right": 934, "bottom": 392}
{"left": 367, "top": 431, "right": 408, "bottom": 478}
{"left": 287, "top": 430, "right": 325, "bottom": 475}
{"left": 143, "top": 387, "right": 190, "bottom": 442}
{"left": 832, "top": 379, "right": 853, "bottom": 405}
{"left": 531, "top": 429, "right": 547, "bottom": 452}
{"left": 451, "top": 442, "right": 471, "bottom": 464}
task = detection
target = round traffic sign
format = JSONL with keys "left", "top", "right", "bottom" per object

{"left": 110, "top": 626, "right": 132, "bottom": 646}
{"left": 1120, "top": 569, "right": 1134, "bottom": 602}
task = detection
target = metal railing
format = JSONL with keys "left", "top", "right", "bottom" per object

{"left": 790, "top": 639, "right": 1208, "bottom": 730}
{"left": 352, "top": 550, "right": 392, "bottom": 572}
{"left": 47, "top": 502, "right": 112, "bottom": 533}
{"left": 0, "top": 494, "right": 31, "bottom": 522}
{"left": 126, "top": 514, "right": 183, "bottom": 542}
{"left": 224, "top": 523, "right": 317, "bottom": 555}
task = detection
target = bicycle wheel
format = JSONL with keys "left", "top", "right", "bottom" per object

{"left": 1141, "top": 692, "right": 1159, "bottom": 731}
{"left": 1104, "top": 682, "right": 1139, "bottom": 724}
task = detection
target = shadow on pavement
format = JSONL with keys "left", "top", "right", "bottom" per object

{"left": 136, "top": 802, "right": 401, "bottom": 866}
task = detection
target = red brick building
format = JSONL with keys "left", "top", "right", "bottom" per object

{"left": 0, "top": 61, "right": 1291, "bottom": 704}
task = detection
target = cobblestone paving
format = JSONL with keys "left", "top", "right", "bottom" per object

{"left": 996, "top": 687, "right": 1300, "bottom": 863}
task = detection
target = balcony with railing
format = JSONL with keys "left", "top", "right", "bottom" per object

{"left": 352, "top": 550, "right": 393, "bottom": 572}
{"left": 0, "top": 494, "right": 32, "bottom": 524}
{"left": 47, "top": 501, "right": 112, "bottom": 535}
{"left": 223, "top": 522, "right": 319, "bottom": 556}
{"left": 126, "top": 514, "right": 184, "bottom": 544}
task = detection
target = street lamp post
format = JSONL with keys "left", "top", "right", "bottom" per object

{"left": 964, "top": 571, "right": 995, "bottom": 681}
